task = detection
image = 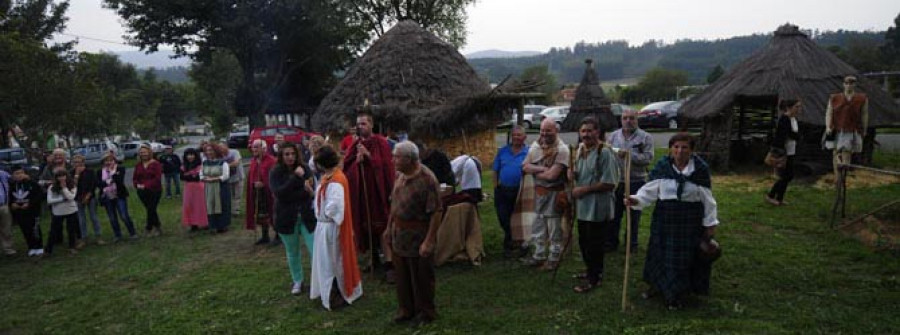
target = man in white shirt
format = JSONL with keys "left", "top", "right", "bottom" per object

{"left": 450, "top": 155, "right": 482, "bottom": 203}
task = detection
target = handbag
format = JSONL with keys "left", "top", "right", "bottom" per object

{"left": 698, "top": 237, "right": 722, "bottom": 263}
{"left": 764, "top": 148, "right": 787, "bottom": 168}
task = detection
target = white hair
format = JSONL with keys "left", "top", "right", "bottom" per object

{"left": 393, "top": 141, "right": 419, "bottom": 161}
{"left": 251, "top": 139, "right": 267, "bottom": 150}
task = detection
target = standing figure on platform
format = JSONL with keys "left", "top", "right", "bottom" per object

{"left": 825, "top": 75, "right": 868, "bottom": 177}
{"left": 342, "top": 111, "right": 395, "bottom": 277}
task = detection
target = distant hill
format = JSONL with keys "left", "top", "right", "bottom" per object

{"left": 467, "top": 30, "right": 886, "bottom": 85}
{"left": 113, "top": 50, "right": 191, "bottom": 69}
{"left": 465, "top": 49, "right": 542, "bottom": 59}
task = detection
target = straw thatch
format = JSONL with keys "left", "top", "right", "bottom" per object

{"left": 312, "top": 21, "right": 498, "bottom": 139}
{"left": 681, "top": 24, "right": 900, "bottom": 127}
{"left": 680, "top": 24, "right": 900, "bottom": 171}
{"left": 561, "top": 59, "right": 615, "bottom": 132}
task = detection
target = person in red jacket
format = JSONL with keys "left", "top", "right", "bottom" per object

{"left": 246, "top": 139, "right": 278, "bottom": 245}
{"left": 343, "top": 111, "right": 395, "bottom": 277}
{"left": 133, "top": 144, "right": 163, "bottom": 236}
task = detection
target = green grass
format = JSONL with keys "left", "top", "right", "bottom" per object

{"left": 1, "top": 156, "right": 899, "bottom": 334}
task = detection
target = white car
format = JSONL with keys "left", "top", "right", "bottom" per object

{"left": 120, "top": 141, "right": 148, "bottom": 159}
{"left": 535, "top": 106, "right": 570, "bottom": 126}
{"left": 504, "top": 104, "right": 547, "bottom": 129}
{"left": 149, "top": 142, "right": 165, "bottom": 154}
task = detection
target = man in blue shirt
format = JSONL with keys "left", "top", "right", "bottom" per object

{"left": 492, "top": 125, "right": 528, "bottom": 257}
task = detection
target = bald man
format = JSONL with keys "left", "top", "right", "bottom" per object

{"left": 521, "top": 118, "right": 570, "bottom": 271}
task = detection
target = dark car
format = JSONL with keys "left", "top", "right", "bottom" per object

{"left": 227, "top": 131, "right": 250, "bottom": 149}
{"left": 638, "top": 101, "right": 682, "bottom": 129}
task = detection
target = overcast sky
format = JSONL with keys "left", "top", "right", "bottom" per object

{"left": 59, "top": 0, "right": 900, "bottom": 54}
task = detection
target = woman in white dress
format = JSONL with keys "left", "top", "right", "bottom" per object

{"left": 309, "top": 146, "right": 362, "bottom": 310}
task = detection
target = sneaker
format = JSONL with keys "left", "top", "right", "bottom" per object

{"left": 75, "top": 240, "right": 86, "bottom": 250}
{"left": 291, "top": 282, "right": 303, "bottom": 296}
{"left": 95, "top": 238, "right": 107, "bottom": 246}
{"left": 4, "top": 249, "right": 16, "bottom": 255}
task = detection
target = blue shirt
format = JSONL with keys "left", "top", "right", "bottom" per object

{"left": 492, "top": 145, "right": 529, "bottom": 188}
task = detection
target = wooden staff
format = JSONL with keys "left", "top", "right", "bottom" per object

{"left": 621, "top": 149, "right": 632, "bottom": 312}
{"left": 551, "top": 143, "right": 577, "bottom": 283}
{"left": 357, "top": 141, "right": 376, "bottom": 276}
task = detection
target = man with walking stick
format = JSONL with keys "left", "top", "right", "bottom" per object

{"left": 343, "top": 111, "right": 396, "bottom": 280}
{"left": 568, "top": 117, "right": 618, "bottom": 293}
{"left": 608, "top": 109, "right": 654, "bottom": 253}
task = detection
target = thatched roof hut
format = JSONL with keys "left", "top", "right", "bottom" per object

{"left": 680, "top": 24, "right": 900, "bottom": 172}
{"left": 561, "top": 59, "right": 615, "bottom": 132}
{"left": 312, "top": 21, "right": 499, "bottom": 139}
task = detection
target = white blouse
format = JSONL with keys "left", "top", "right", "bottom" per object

{"left": 314, "top": 182, "right": 345, "bottom": 225}
{"left": 630, "top": 159, "right": 720, "bottom": 227}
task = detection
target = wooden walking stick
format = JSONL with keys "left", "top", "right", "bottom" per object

{"left": 357, "top": 142, "right": 377, "bottom": 277}
{"left": 621, "top": 149, "right": 632, "bottom": 312}
{"left": 552, "top": 144, "right": 577, "bottom": 283}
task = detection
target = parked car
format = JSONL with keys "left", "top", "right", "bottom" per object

{"left": 120, "top": 141, "right": 148, "bottom": 159}
{"left": 611, "top": 103, "right": 638, "bottom": 117}
{"left": 70, "top": 141, "right": 124, "bottom": 166}
{"left": 535, "top": 106, "right": 570, "bottom": 126}
{"left": 249, "top": 125, "right": 317, "bottom": 149}
{"left": 0, "top": 160, "right": 40, "bottom": 179}
{"left": 157, "top": 137, "right": 178, "bottom": 146}
{"left": 638, "top": 101, "right": 683, "bottom": 129}
{"left": 227, "top": 131, "right": 250, "bottom": 149}
{"left": 148, "top": 142, "right": 165, "bottom": 154}
{"left": 0, "top": 148, "right": 29, "bottom": 165}
{"left": 501, "top": 104, "right": 547, "bottom": 129}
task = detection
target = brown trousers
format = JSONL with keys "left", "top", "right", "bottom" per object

{"left": 394, "top": 254, "right": 436, "bottom": 320}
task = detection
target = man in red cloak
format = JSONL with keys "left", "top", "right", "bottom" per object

{"left": 343, "top": 112, "right": 395, "bottom": 270}
{"left": 246, "top": 139, "right": 278, "bottom": 245}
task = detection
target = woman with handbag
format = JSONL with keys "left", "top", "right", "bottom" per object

{"left": 625, "top": 133, "right": 720, "bottom": 310}
{"left": 766, "top": 99, "right": 802, "bottom": 206}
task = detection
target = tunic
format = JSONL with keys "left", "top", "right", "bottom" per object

{"left": 310, "top": 170, "right": 362, "bottom": 310}
{"left": 342, "top": 134, "right": 395, "bottom": 251}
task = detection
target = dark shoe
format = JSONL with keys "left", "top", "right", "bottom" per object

{"left": 410, "top": 314, "right": 434, "bottom": 327}
{"left": 392, "top": 313, "right": 414, "bottom": 324}
{"left": 384, "top": 269, "right": 396, "bottom": 285}
{"left": 573, "top": 280, "right": 600, "bottom": 294}
{"left": 269, "top": 237, "right": 282, "bottom": 247}
{"left": 255, "top": 237, "right": 270, "bottom": 245}
{"left": 190, "top": 226, "right": 200, "bottom": 232}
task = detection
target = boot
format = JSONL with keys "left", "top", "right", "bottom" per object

{"left": 269, "top": 233, "right": 282, "bottom": 247}
{"left": 255, "top": 227, "right": 271, "bottom": 245}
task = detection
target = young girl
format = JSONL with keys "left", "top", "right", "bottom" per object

{"left": 46, "top": 168, "right": 80, "bottom": 255}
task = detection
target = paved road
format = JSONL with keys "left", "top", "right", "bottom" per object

{"left": 496, "top": 131, "right": 900, "bottom": 152}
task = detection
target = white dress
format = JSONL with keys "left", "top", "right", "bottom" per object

{"left": 309, "top": 182, "right": 363, "bottom": 310}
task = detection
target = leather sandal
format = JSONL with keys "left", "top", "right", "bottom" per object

{"left": 573, "top": 281, "right": 598, "bottom": 293}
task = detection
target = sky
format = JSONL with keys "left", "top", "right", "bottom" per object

{"left": 58, "top": 0, "right": 900, "bottom": 55}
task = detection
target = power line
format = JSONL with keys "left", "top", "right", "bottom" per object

{"left": 56, "top": 32, "right": 137, "bottom": 47}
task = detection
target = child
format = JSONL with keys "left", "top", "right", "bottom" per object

{"left": 46, "top": 168, "right": 79, "bottom": 255}
{"left": 9, "top": 166, "right": 43, "bottom": 256}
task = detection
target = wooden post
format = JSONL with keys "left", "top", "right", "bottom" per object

{"left": 621, "top": 150, "right": 632, "bottom": 312}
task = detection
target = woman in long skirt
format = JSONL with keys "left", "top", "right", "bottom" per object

{"left": 626, "top": 133, "right": 720, "bottom": 310}
{"left": 181, "top": 148, "right": 208, "bottom": 230}
{"left": 201, "top": 143, "right": 231, "bottom": 233}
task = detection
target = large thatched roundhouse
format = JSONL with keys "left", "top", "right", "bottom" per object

{"left": 680, "top": 24, "right": 900, "bottom": 172}
{"left": 561, "top": 59, "right": 616, "bottom": 132}
{"left": 313, "top": 21, "right": 512, "bottom": 164}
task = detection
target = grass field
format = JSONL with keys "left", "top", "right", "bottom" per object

{"left": 1, "top": 151, "right": 898, "bottom": 334}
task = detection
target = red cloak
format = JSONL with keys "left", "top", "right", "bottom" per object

{"left": 342, "top": 134, "right": 395, "bottom": 252}
{"left": 245, "top": 154, "right": 277, "bottom": 230}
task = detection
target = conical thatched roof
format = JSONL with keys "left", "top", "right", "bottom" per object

{"left": 681, "top": 24, "right": 900, "bottom": 126}
{"left": 312, "top": 21, "right": 494, "bottom": 138}
{"left": 561, "top": 59, "right": 615, "bottom": 131}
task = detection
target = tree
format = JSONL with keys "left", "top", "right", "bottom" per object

{"left": 347, "top": 0, "right": 475, "bottom": 48}
{"left": 881, "top": 12, "right": 900, "bottom": 68}
{"left": 636, "top": 67, "right": 689, "bottom": 101}
{"left": 518, "top": 64, "right": 558, "bottom": 103}
{"left": 706, "top": 65, "right": 724, "bottom": 84}
{"left": 189, "top": 50, "right": 242, "bottom": 138}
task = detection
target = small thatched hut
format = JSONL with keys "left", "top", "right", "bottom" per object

{"left": 561, "top": 59, "right": 616, "bottom": 132}
{"left": 313, "top": 21, "right": 513, "bottom": 164}
{"left": 680, "top": 24, "right": 900, "bottom": 172}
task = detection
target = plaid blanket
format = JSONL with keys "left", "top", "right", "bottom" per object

{"left": 642, "top": 200, "right": 712, "bottom": 303}
{"left": 510, "top": 174, "right": 535, "bottom": 244}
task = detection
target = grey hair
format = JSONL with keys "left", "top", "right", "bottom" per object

{"left": 393, "top": 141, "right": 419, "bottom": 161}
{"left": 511, "top": 125, "right": 525, "bottom": 133}
{"left": 52, "top": 148, "right": 66, "bottom": 156}
{"left": 251, "top": 139, "right": 267, "bottom": 150}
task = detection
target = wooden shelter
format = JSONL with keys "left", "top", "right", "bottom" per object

{"left": 561, "top": 59, "right": 616, "bottom": 132}
{"left": 312, "top": 21, "right": 518, "bottom": 164}
{"left": 680, "top": 24, "right": 900, "bottom": 173}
